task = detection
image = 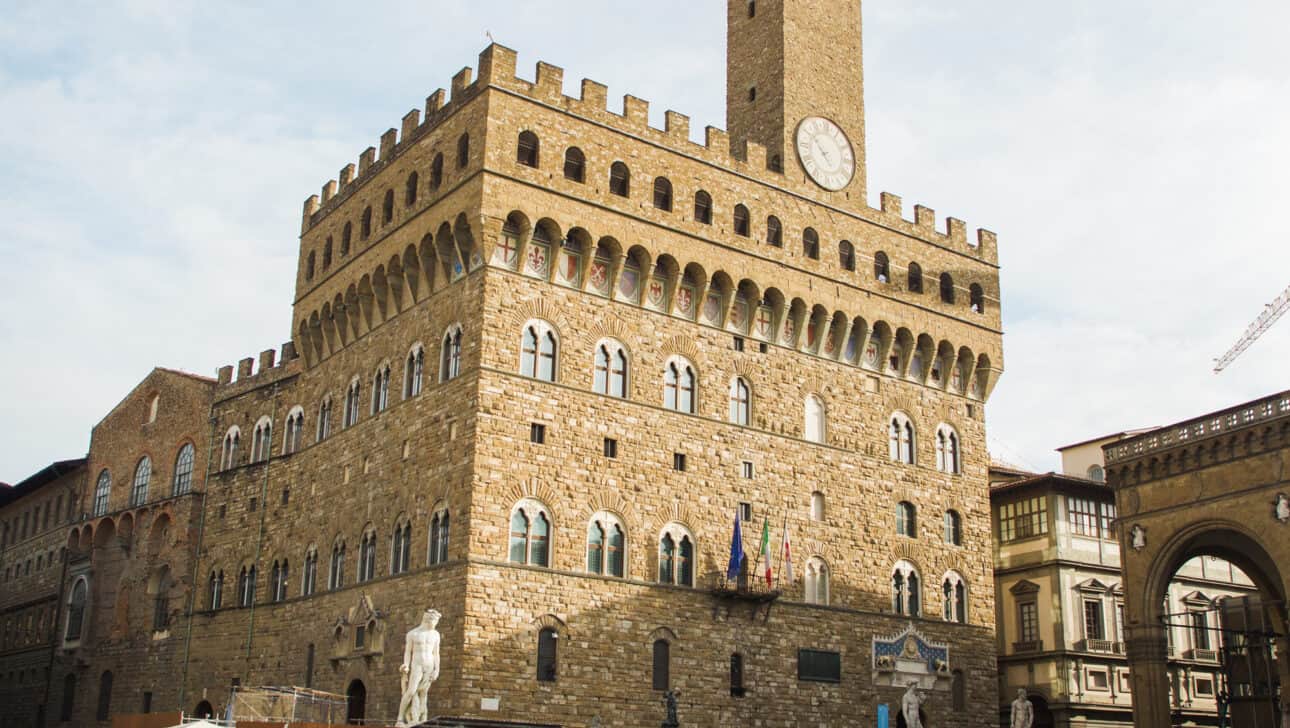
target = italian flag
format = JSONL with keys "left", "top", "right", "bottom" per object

{"left": 759, "top": 518, "right": 773, "bottom": 587}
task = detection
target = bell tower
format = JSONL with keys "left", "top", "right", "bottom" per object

{"left": 727, "top": 0, "right": 866, "bottom": 198}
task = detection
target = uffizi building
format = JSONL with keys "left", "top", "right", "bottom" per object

{"left": 0, "top": 2, "right": 1009, "bottom": 726}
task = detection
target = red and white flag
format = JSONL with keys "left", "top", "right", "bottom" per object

{"left": 780, "top": 518, "right": 794, "bottom": 586}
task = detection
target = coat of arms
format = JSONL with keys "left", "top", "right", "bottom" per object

{"left": 675, "top": 286, "right": 693, "bottom": 315}
{"left": 527, "top": 245, "right": 548, "bottom": 276}
{"left": 703, "top": 293, "right": 721, "bottom": 324}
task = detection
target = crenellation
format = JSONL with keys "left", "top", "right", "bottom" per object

{"left": 217, "top": 365, "right": 233, "bottom": 385}
{"left": 977, "top": 229, "right": 997, "bottom": 257}
{"left": 450, "top": 67, "right": 473, "bottom": 99}
{"left": 379, "top": 128, "right": 398, "bottom": 161}
{"left": 745, "top": 139, "right": 768, "bottom": 173}
{"left": 401, "top": 109, "right": 421, "bottom": 142}
{"left": 622, "top": 94, "right": 650, "bottom": 129}
{"left": 357, "top": 146, "right": 376, "bottom": 176}
{"left": 704, "top": 125, "right": 730, "bottom": 161}
{"left": 321, "top": 179, "right": 337, "bottom": 204}
{"left": 236, "top": 357, "right": 254, "bottom": 380}
{"left": 579, "top": 78, "right": 608, "bottom": 116}
{"left": 258, "top": 349, "right": 276, "bottom": 373}
{"left": 664, "top": 110, "right": 691, "bottom": 144}
{"left": 880, "top": 192, "right": 903, "bottom": 218}
{"left": 425, "top": 88, "right": 446, "bottom": 116}
{"left": 476, "top": 43, "right": 517, "bottom": 87}
{"left": 914, "top": 204, "right": 936, "bottom": 230}
{"left": 946, "top": 217, "right": 967, "bottom": 245}
{"left": 301, "top": 194, "right": 319, "bottom": 231}
{"left": 339, "top": 162, "right": 355, "bottom": 187}
{"left": 533, "top": 61, "right": 563, "bottom": 101}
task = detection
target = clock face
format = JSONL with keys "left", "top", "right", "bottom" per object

{"left": 795, "top": 117, "right": 855, "bottom": 191}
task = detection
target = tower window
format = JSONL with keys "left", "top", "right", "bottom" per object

{"left": 802, "top": 228, "right": 819, "bottom": 260}
{"left": 693, "top": 190, "right": 713, "bottom": 224}
{"left": 457, "top": 133, "right": 470, "bottom": 169}
{"left": 766, "top": 216, "right": 783, "bottom": 247}
{"left": 748, "top": 86, "right": 757, "bottom": 102}
{"left": 653, "top": 177, "right": 673, "bottom": 211}
{"left": 517, "top": 131, "right": 539, "bottom": 168}
{"left": 563, "top": 147, "right": 586, "bottom": 182}
{"left": 747, "top": 1, "right": 756, "bottom": 18}
{"left": 733, "top": 204, "right": 750, "bottom": 236}
{"left": 609, "top": 162, "right": 631, "bottom": 197}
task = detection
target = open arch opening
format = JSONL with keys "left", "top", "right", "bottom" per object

{"left": 345, "top": 679, "right": 366, "bottom": 724}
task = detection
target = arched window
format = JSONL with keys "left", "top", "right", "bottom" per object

{"left": 908, "top": 262, "right": 923, "bottom": 293}
{"left": 171, "top": 444, "right": 195, "bottom": 496}
{"left": 609, "top": 161, "right": 630, "bottom": 196}
{"left": 96, "top": 670, "right": 113, "bottom": 721}
{"left": 536, "top": 627, "right": 558, "bottom": 682}
{"left": 429, "top": 508, "right": 450, "bottom": 565}
{"left": 811, "top": 491, "right": 826, "bottom": 522}
{"left": 663, "top": 357, "right": 696, "bottom": 413}
{"left": 804, "top": 395, "right": 825, "bottom": 443}
{"left": 305, "top": 251, "right": 315, "bottom": 281}
{"left": 456, "top": 133, "right": 470, "bottom": 169}
{"left": 237, "top": 565, "right": 256, "bottom": 607}
{"left": 889, "top": 413, "right": 915, "bottom": 464}
{"left": 208, "top": 570, "right": 224, "bottom": 609}
{"left": 657, "top": 524, "right": 694, "bottom": 587}
{"left": 391, "top": 521, "right": 412, "bottom": 575}
{"left": 969, "top": 283, "right": 985, "bottom": 313}
{"left": 942, "top": 571, "right": 967, "bottom": 623}
{"left": 316, "top": 398, "right": 332, "bottom": 443}
{"left": 519, "top": 321, "right": 558, "bottom": 382}
{"left": 892, "top": 560, "right": 921, "bottom": 616}
{"left": 653, "top": 177, "right": 673, "bottom": 211}
{"left": 729, "top": 377, "right": 752, "bottom": 426}
{"left": 839, "top": 240, "right": 855, "bottom": 271}
{"left": 341, "top": 222, "right": 352, "bottom": 255}
{"left": 586, "top": 512, "right": 625, "bottom": 578}
{"left": 282, "top": 408, "right": 304, "bottom": 455}
{"left": 271, "top": 559, "right": 288, "bottom": 603}
{"left": 509, "top": 500, "right": 551, "bottom": 567}
{"left": 329, "top": 540, "right": 346, "bottom": 590}
{"left": 652, "top": 639, "right": 671, "bottom": 690}
{"left": 251, "top": 417, "right": 272, "bottom": 463}
{"left": 733, "top": 204, "right": 750, "bottom": 236}
{"left": 896, "top": 501, "right": 917, "bottom": 538}
{"left": 221, "top": 426, "right": 241, "bottom": 471}
{"left": 593, "top": 340, "right": 629, "bottom": 398}
{"left": 939, "top": 272, "right": 955, "bottom": 303}
{"left": 322, "top": 238, "right": 332, "bottom": 269}
{"left": 382, "top": 188, "right": 394, "bottom": 224}
{"left": 766, "top": 216, "right": 783, "bottom": 247}
{"left": 1087, "top": 464, "right": 1105, "bottom": 482}
{"left": 371, "top": 365, "right": 391, "bottom": 415}
{"left": 302, "top": 548, "right": 317, "bottom": 596}
{"left": 405, "top": 171, "right": 419, "bottom": 206}
{"left": 130, "top": 457, "right": 151, "bottom": 507}
{"left": 874, "top": 251, "right": 890, "bottom": 282}
{"left": 563, "top": 146, "right": 586, "bottom": 182}
{"left": 440, "top": 326, "right": 463, "bottom": 381}
{"left": 943, "top": 510, "right": 962, "bottom": 546}
{"left": 361, "top": 206, "right": 372, "bottom": 239}
{"left": 805, "top": 557, "right": 830, "bottom": 605}
{"left": 802, "top": 227, "right": 819, "bottom": 259}
{"left": 430, "top": 153, "right": 444, "bottom": 190}
{"left": 358, "top": 528, "right": 377, "bottom": 582}
{"left": 935, "top": 424, "right": 961, "bottom": 473}
{"left": 516, "top": 130, "right": 539, "bottom": 167}
{"left": 65, "top": 579, "right": 87, "bottom": 640}
{"left": 694, "top": 190, "right": 713, "bottom": 224}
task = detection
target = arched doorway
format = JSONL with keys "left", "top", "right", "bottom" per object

{"left": 1029, "top": 694, "right": 1054, "bottom": 728}
{"left": 193, "top": 700, "right": 214, "bottom": 719}
{"left": 345, "top": 679, "right": 366, "bottom": 725}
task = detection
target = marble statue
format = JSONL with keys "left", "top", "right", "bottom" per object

{"left": 1275, "top": 493, "right": 1289, "bottom": 523}
{"left": 901, "top": 681, "right": 926, "bottom": 728}
{"left": 1130, "top": 524, "right": 1147, "bottom": 551}
{"left": 396, "top": 609, "right": 442, "bottom": 727}
{"left": 1010, "top": 689, "right": 1034, "bottom": 728}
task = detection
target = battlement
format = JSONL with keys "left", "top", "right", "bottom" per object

{"left": 215, "top": 342, "right": 301, "bottom": 394}
{"left": 302, "top": 44, "right": 997, "bottom": 264}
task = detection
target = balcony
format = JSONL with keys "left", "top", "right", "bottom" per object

{"left": 1185, "top": 648, "right": 1219, "bottom": 662}
{"left": 1079, "top": 639, "right": 1120, "bottom": 654}
{"left": 1012, "top": 640, "right": 1043, "bottom": 653}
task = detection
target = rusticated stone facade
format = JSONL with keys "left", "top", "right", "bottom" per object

{"left": 3, "top": 2, "right": 1008, "bottom": 727}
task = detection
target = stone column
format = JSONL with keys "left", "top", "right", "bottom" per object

{"left": 1125, "top": 623, "right": 1170, "bottom": 728}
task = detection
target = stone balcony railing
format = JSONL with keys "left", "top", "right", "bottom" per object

{"left": 1012, "top": 640, "right": 1043, "bottom": 653}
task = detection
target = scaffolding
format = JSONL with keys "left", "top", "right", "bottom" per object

{"left": 227, "top": 686, "right": 348, "bottom": 725}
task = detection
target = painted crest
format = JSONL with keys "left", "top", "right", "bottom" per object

{"left": 618, "top": 266, "right": 639, "bottom": 300}
{"left": 675, "top": 286, "right": 694, "bottom": 316}
{"left": 588, "top": 260, "right": 609, "bottom": 293}
{"left": 782, "top": 317, "right": 796, "bottom": 344}
{"left": 526, "top": 244, "right": 548, "bottom": 276}
{"left": 495, "top": 235, "right": 519, "bottom": 268}
{"left": 755, "top": 307, "right": 773, "bottom": 338}
{"left": 844, "top": 334, "right": 858, "bottom": 362}
{"left": 864, "top": 341, "right": 878, "bottom": 366}
{"left": 647, "top": 279, "right": 665, "bottom": 307}
{"left": 805, "top": 322, "right": 817, "bottom": 348}
{"left": 702, "top": 293, "right": 721, "bottom": 324}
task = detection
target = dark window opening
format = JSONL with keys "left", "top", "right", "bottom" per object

{"left": 730, "top": 653, "right": 746, "bottom": 697}
{"left": 874, "top": 251, "right": 890, "bottom": 282}
{"left": 908, "top": 263, "right": 923, "bottom": 293}
{"left": 405, "top": 171, "right": 419, "bottom": 206}
{"left": 609, "top": 162, "right": 630, "bottom": 197}
{"left": 748, "top": 86, "right": 757, "bottom": 102}
{"left": 733, "top": 336, "right": 745, "bottom": 352}
{"left": 530, "top": 423, "right": 546, "bottom": 445}
{"left": 652, "top": 639, "right": 671, "bottom": 690}
{"left": 797, "top": 649, "right": 841, "bottom": 683}
{"left": 802, "top": 228, "right": 819, "bottom": 260}
{"left": 361, "top": 206, "right": 372, "bottom": 239}
{"left": 766, "top": 216, "right": 783, "bottom": 247}
{"left": 940, "top": 273, "right": 955, "bottom": 303}
{"left": 768, "top": 154, "right": 783, "bottom": 173}
{"left": 673, "top": 453, "right": 687, "bottom": 472}
{"left": 653, "top": 177, "right": 673, "bottom": 211}
{"left": 694, "top": 190, "right": 713, "bottom": 224}
{"left": 457, "top": 133, "right": 470, "bottom": 169}
{"left": 603, "top": 438, "right": 618, "bottom": 458}
{"left": 517, "top": 131, "right": 539, "bottom": 167}
{"left": 382, "top": 188, "right": 394, "bottom": 224}
{"left": 537, "top": 628, "right": 558, "bottom": 682}
{"left": 563, "top": 147, "right": 586, "bottom": 182}
{"left": 839, "top": 240, "right": 855, "bottom": 271}
{"left": 733, "top": 204, "right": 750, "bottom": 236}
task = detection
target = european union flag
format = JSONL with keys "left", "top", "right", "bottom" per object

{"left": 726, "top": 509, "right": 745, "bottom": 581}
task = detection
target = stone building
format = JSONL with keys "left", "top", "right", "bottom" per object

{"left": 5, "top": 2, "right": 1008, "bottom": 726}
{"left": 991, "top": 435, "right": 1256, "bottom": 728}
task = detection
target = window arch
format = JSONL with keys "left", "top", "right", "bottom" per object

{"left": 889, "top": 412, "right": 915, "bottom": 464}
{"left": 96, "top": 670, "right": 113, "bottom": 721}
{"left": 942, "top": 571, "right": 967, "bottom": 623}
{"left": 282, "top": 407, "right": 305, "bottom": 456}
{"left": 562, "top": 146, "right": 586, "bottom": 182}
{"left": 693, "top": 190, "right": 713, "bottom": 224}
{"left": 382, "top": 188, "right": 394, "bottom": 224}
{"left": 516, "top": 130, "right": 539, "bottom": 167}
{"left": 404, "top": 344, "right": 425, "bottom": 399}
{"left": 609, "top": 161, "right": 630, "bottom": 196}
{"left": 969, "top": 283, "right": 985, "bottom": 313}
{"left": 766, "top": 216, "right": 783, "bottom": 247}
{"left": 341, "top": 222, "right": 352, "bottom": 255}
{"left": 440, "top": 325, "right": 463, "bottom": 382}
{"left": 537, "top": 627, "right": 558, "bottom": 682}
{"left": 65, "top": 577, "right": 88, "bottom": 641}
{"left": 802, "top": 227, "right": 819, "bottom": 260}
{"left": 390, "top": 519, "right": 412, "bottom": 575}
{"left": 322, "top": 238, "right": 332, "bottom": 270}
{"left": 428, "top": 506, "right": 450, "bottom": 565}
{"left": 657, "top": 523, "right": 695, "bottom": 587}
{"left": 130, "top": 457, "right": 151, "bottom": 507}
{"left": 872, "top": 252, "right": 891, "bottom": 283}
{"left": 305, "top": 251, "right": 315, "bottom": 281}
{"left": 935, "top": 424, "right": 961, "bottom": 473}
{"left": 1087, "top": 464, "right": 1105, "bottom": 482}
{"left": 270, "top": 559, "right": 289, "bottom": 603}
{"left": 652, "top": 177, "right": 673, "bottom": 211}
{"left": 519, "top": 320, "right": 558, "bottom": 382}
{"left": 663, "top": 357, "right": 697, "bottom": 413}
{"left": 361, "top": 206, "right": 372, "bottom": 239}
{"left": 251, "top": 417, "right": 273, "bottom": 463}
{"left": 804, "top": 394, "right": 825, "bottom": 443}
{"left": 237, "top": 564, "right": 256, "bottom": 607}
{"left": 892, "top": 560, "right": 921, "bottom": 616}
{"left": 171, "top": 444, "right": 195, "bottom": 496}
{"left": 329, "top": 538, "right": 346, "bottom": 590}
{"left": 811, "top": 491, "right": 826, "bottom": 522}
{"left": 805, "top": 557, "right": 830, "bottom": 605}
{"left": 221, "top": 427, "right": 241, "bottom": 471}
{"left": 943, "top": 509, "right": 963, "bottom": 546}
{"left": 939, "top": 272, "right": 955, "bottom": 303}
{"left": 343, "top": 379, "right": 362, "bottom": 428}
{"left": 509, "top": 499, "right": 551, "bottom": 567}
{"left": 207, "top": 570, "right": 224, "bottom": 609}
{"left": 316, "top": 397, "right": 333, "bottom": 443}
{"left": 358, "top": 526, "right": 377, "bottom": 583}
{"left": 652, "top": 638, "right": 671, "bottom": 690}
{"left": 405, "top": 171, "right": 419, "bottom": 206}
{"left": 593, "top": 339, "right": 629, "bottom": 398}
{"left": 301, "top": 547, "right": 318, "bottom": 596}
{"left": 908, "top": 262, "right": 923, "bottom": 293}
{"left": 839, "top": 240, "right": 855, "bottom": 271}
{"left": 371, "top": 364, "right": 391, "bottom": 415}
{"left": 586, "top": 512, "right": 626, "bottom": 578}
{"left": 430, "top": 153, "right": 444, "bottom": 189}
{"left": 456, "top": 133, "right": 470, "bottom": 169}
{"left": 733, "top": 204, "right": 750, "bottom": 236}
{"left": 729, "top": 377, "right": 752, "bottom": 426}
{"left": 896, "top": 501, "right": 917, "bottom": 538}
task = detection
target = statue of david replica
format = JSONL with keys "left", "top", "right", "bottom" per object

{"left": 396, "top": 609, "right": 442, "bottom": 727}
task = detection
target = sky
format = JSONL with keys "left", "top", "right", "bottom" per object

{"left": 1, "top": 1, "right": 1289, "bottom": 481}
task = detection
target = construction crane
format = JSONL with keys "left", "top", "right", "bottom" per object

{"left": 1213, "top": 283, "right": 1290, "bottom": 373}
